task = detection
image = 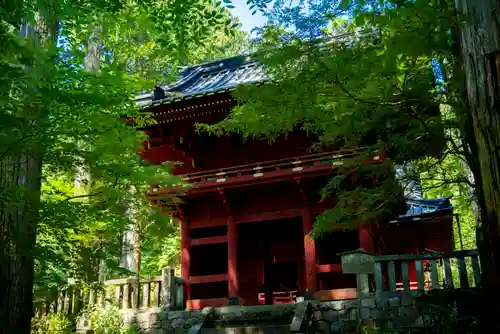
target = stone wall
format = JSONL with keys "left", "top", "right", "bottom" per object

{"left": 311, "top": 293, "right": 429, "bottom": 333}
{"left": 114, "top": 295, "right": 426, "bottom": 333}
{"left": 78, "top": 291, "right": 476, "bottom": 333}
{"left": 124, "top": 307, "right": 207, "bottom": 333}
{"left": 77, "top": 307, "right": 207, "bottom": 334}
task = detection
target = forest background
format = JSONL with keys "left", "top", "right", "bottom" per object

{"left": 2, "top": 0, "right": 498, "bottom": 333}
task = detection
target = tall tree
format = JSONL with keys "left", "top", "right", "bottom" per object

{"left": 1, "top": 0, "right": 246, "bottom": 331}
{"left": 453, "top": 0, "right": 500, "bottom": 329}
{"left": 0, "top": 2, "right": 59, "bottom": 331}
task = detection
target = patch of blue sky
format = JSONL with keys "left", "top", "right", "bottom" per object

{"left": 264, "top": 0, "right": 344, "bottom": 39}
{"left": 230, "top": 0, "right": 350, "bottom": 40}
{"left": 229, "top": 0, "right": 269, "bottom": 36}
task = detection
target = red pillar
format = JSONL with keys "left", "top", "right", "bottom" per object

{"left": 180, "top": 220, "right": 191, "bottom": 301}
{"left": 359, "top": 226, "right": 374, "bottom": 252}
{"left": 227, "top": 215, "right": 239, "bottom": 300}
{"left": 302, "top": 207, "right": 317, "bottom": 293}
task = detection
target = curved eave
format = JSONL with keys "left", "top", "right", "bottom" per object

{"left": 138, "top": 79, "right": 271, "bottom": 110}
{"left": 390, "top": 208, "right": 454, "bottom": 224}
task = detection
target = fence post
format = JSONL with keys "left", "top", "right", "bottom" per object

{"left": 64, "top": 287, "right": 72, "bottom": 314}
{"left": 72, "top": 289, "right": 80, "bottom": 314}
{"left": 57, "top": 290, "right": 64, "bottom": 312}
{"left": 162, "top": 267, "right": 175, "bottom": 309}
{"left": 89, "top": 287, "right": 96, "bottom": 306}
{"left": 357, "top": 274, "right": 370, "bottom": 297}
{"left": 131, "top": 277, "right": 139, "bottom": 309}
{"left": 123, "top": 282, "right": 130, "bottom": 309}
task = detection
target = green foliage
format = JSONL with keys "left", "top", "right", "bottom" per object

{"left": 86, "top": 304, "right": 125, "bottom": 334}
{"left": 31, "top": 312, "right": 73, "bottom": 334}
{"left": 223, "top": 0, "right": 273, "bottom": 13}
{"left": 199, "top": 0, "right": 461, "bottom": 235}
{"left": 0, "top": 0, "right": 248, "bottom": 304}
{"left": 419, "top": 152, "right": 477, "bottom": 250}
{"left": 81, "top": 303, "right": 141, "bottom": 334}
{"left": 314, "top": 158, "right": 407, "bottom": 235}
{"left": 141, "top": 226, "right": 181, "bottom": 276}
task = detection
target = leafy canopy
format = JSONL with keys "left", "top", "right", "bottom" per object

{"left": 0, "top": 0, "right": 248, "bottom": 292}
{"left": 200, "top": 0, "right": 461, "bottom": 235}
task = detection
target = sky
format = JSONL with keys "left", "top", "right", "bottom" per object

{"left": 229, "top": 0, "right": 269, "bottom": 33}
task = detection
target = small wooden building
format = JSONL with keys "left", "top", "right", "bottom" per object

{"left": 138, "top": 55, "right": 454, "bottom": 310}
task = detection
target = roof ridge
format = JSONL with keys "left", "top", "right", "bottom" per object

{"left": 180, "top": 53, "right": 255, "bottom": 72}
{"left": 161, "top": 67, "right": 204, "bottom": 92}
{"left": 135, "top": 53, "right": 266, "bottom": 107}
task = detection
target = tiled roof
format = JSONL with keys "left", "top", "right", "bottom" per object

{"left": 136, "top": 55, "right": 268, "bottom": 108}
{"left": 393, "top": 198, "right": 453, "bottom": 223}
{"left": 136, "top": 56, "right": 454, "bottom": 224}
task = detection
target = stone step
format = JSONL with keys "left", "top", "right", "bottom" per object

{"left": 212, "top": 317, "right": 291, "bottom": 328}
{"left": 212, "top": 305, "right": 293, "bottom": 322}
{"left": 200, "top": 325, "right": 291, "bottom": 334}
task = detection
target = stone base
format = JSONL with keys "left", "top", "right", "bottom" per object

{"left": 77, "top": 290, "right": 478, "bottom": 333}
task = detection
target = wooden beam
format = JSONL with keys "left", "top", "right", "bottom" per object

{"left": 189, "top": 274, "right": 229, "bottom": 284}
{"left": 316, "top": 264, "right": 343, "bottom": 273}
{"left": 189, "top": 207, "right": 307, "bottom": 230}
{"left": 236, "top": 208, "right": 302, "bottom": 224}
{"left": 180, "top": 214, "right": 191, "bottom": 301}
{"left": 187, "top": 298, "right": 229, "bottom": 310}
{"left": 220, "top": 189, "right": 239, "bottom": 300}
{"left": 190, "top": 235, "right": 228, "bottom": 246}
{"left": 227, "top": 214, "right": 239, "bottom": 298}
{"left": 313, "top": 288, "right": 358, "bottom": 301}
{"left": 302, "top": 207, "right": 318, "bottom": 293}
{"left": 189, "top": 218, "right": 226, "bottom": 229}
{"left": 150, "top": 166, "right": 346, "bottom": 198}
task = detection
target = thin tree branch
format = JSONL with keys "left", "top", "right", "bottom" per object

{"left": 420, "top": 177, "right": 474, "bottom": 189}
{"left": 61, "top": 177, "right": 119, "bottom": 202}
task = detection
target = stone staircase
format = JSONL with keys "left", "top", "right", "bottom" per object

{"left": 191, "top": 303, "right": 307, "bottom": 334}
{"left": 200, "top": 325, "right": 291, "bottom": 334}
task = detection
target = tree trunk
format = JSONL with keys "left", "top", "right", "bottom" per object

{"left": 0, "top": 152, "right": 43, "bottom": 334}
{"left": 120, "top": 186, "right": 143, "bottom": 276}
{"left": 82, "top": 24, "right": 106, "bottom": 282}
{"left": 0, "top": 10, "right": 57, "bottom": 333}
{"left": 84, "top": 25, "right": 102, "bottom": 73}
{"left": 454, "top": 0, "right": 500, "bottom": 330}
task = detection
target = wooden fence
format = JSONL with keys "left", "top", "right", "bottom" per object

{"left": 34, "top": 250, "right": 481, "bottom": 317}
{"left": 372, "top": 249, "right": 481, "bottom": 294}
{"left": 34, "top": 267, "right": 186, "bottom": 317}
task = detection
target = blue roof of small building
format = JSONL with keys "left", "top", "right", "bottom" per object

{"left": 394, "top": 198, "right": 453, "bottom": 223}
{"left": 135, "top": 55, "right": 268, "bottom": 108}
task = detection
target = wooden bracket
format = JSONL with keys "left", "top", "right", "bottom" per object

{"left": 296, "top": 178, "right": 308, "bottom": 204}
{"left": 218, "top": 188, "right": 232, "bottom": 216}
{"left": 175, "top": 203, "right": 186, "bottom": 222}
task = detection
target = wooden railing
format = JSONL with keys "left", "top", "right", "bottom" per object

{"left": 373, "top": 250, "right": 481, "bottom": 294}
{"left": 183, "top": 150, "right": 362, "bottom": 183}
{"left": 148, "top": 148, "right": 381, "bottom": 195}
{"left": 33, "top": 267, "right": 187, "bottom": 317}
{"left": 258, "top": 291, "right": 298, "bottom": 305}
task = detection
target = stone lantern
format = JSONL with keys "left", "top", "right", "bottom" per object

{"left": 339, "top": 248, "right": 376, "bottom": 297}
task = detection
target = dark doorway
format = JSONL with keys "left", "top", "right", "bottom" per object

{"left": 238, "top": 217, "right": 304, "bottom": 305}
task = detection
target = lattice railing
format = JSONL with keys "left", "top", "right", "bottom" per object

{"left": 149, "top": 147, "right": 381, "bottom": 195}
{"left": 33, "top": 267, "right": 186, "bottom": 317}
{"left": 373, "top": 250, "right": 481, "bottom": 294}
